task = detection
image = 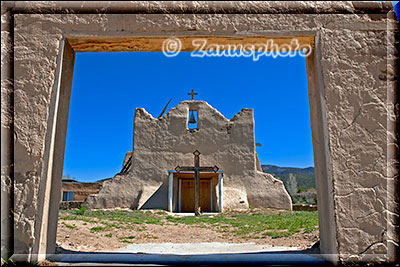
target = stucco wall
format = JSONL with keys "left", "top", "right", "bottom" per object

{"left": 85, "top": 101, "right": 292, "bottom": 211}
{"left": 61, "top": 182, "right": 101, "bottom": 202}
{"left": 1, "top": 1, "right": 398, "bottom": 264}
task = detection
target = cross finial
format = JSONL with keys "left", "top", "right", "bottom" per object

{"left": 188, "top": 89, "right": 198, "bottom": 101}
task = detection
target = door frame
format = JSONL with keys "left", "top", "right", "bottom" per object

{"left": 168, "top": 170, "right": 224, "bottom": 213}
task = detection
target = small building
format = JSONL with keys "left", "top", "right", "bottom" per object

{"left": 86, "top": 96, "right": 292, "bottom": 212}
{"left": 60, "top": 178, "right": 102, "bottom": 209}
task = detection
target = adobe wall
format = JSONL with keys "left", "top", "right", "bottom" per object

{"left": 1, "top": 1, "right": 398, "bottom": 264}
{"left": 85, "top": 101, "right": 292, "bottom": 211}
{"left": 60, "top": 182, "right": 102, "bottom": 202}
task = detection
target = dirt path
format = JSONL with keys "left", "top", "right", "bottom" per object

{"left": 56, "top": 209, "right": 319, "bottom": 252}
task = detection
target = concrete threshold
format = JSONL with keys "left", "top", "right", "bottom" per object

{"left": 119, "top": 242, "right": 299, "bottom": 254}
{"left": 46, "top": 242, "right": 329, "bottom": 266}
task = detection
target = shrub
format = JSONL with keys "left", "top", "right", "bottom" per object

{"left": 75, "top": 205, "right": 87, "bottom": 215}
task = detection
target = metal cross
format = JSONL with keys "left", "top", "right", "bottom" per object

{"left": 175, "top": 150, "right": 219, "bottom": 216}
{"left": 188, "top": 89, "right": 198, "bottom": 101}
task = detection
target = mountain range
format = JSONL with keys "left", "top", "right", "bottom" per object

{"left": 262, "top": 165, "right": 316, "bottom": 193}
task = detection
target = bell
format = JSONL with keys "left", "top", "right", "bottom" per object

{"left": 188, "top": 111, "right": 197, "bottom": 124}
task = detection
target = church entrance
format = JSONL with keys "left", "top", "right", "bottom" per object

{"left": 179, "top": 177, "right": 212, "bottom": 212}
{"left": 168, "top": 171, "right": 223, "bottom": 213}
{"left": 168, "top": 150, "right": 223, "bottom": 214}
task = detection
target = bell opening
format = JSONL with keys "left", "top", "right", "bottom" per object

{"left": 188, "top": 110, "right": 198, "bottom": 129}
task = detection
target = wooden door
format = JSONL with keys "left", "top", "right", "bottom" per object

{"left": 180, "top": 179, "right": 194, "bottom": 212}
{"left": 180, "top": 178, "right": 211, "bottom": 212}
{"left": 200, "top": 180, "right": 211, "bottom": 212}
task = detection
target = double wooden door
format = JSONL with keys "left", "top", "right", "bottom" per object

{"left": 180, "top": 178, "right": 211, "bottom": 212}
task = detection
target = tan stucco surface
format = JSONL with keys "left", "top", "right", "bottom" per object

{"left": 1, "top": 1, "right": 398, "bottom": 264}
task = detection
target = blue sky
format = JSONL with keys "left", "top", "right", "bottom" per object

{"left": 63, "top": 51, "right": 313, "bottom": 182}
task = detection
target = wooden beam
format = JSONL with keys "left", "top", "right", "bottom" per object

{"left": 176, "top": 166, "right": 218, "bottom": 172}
{"left": 194, "top": 152, "right": 200, "bottom": 216}
{"left": 67, "top": 36, "right": 315, "bottom": 53}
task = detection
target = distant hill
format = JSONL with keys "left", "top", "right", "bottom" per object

{"left": 262, "top": 165, "right": 316, "bottom": 204}
{"left": 262, "top": 165, "right": 315, "bottom": 176}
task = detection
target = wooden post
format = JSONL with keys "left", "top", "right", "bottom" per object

{"left": 218, "top": 173, "right": 223, "bottom": 212}
{"left": 194, "top": 150, "right": 201, "bottom": 216}
{"left": 168, "top": 172, "right": 173, "bottom": 212}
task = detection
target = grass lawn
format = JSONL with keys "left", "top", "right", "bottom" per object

{"left": 59, "top": 207, "right": 318, "bottom": 240}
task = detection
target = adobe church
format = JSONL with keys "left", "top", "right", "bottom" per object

{"left": 85, "top": 92, "right": 292, "bottom": 212}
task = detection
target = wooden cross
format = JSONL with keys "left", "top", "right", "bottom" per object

{"left": 175, "top": 150, "right": 219, "bottom": 216}
{"left": 188, "top": 89, "right": 198, "bottom": 101}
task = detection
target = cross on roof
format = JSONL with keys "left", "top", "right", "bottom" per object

{"left": 188, "top": 89, "right": 198, "bottom": 101}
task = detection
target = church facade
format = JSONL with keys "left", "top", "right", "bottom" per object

{"left": 85, "top": 100, "right": 292, "bottom": 211}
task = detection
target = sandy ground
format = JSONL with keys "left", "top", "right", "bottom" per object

{"left": 56, "top": 210, "right": 319, "bottom": 253}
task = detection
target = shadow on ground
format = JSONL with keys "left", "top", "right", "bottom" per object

{"left": 48, "top": 242, "right": 328, "bottom": 266}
